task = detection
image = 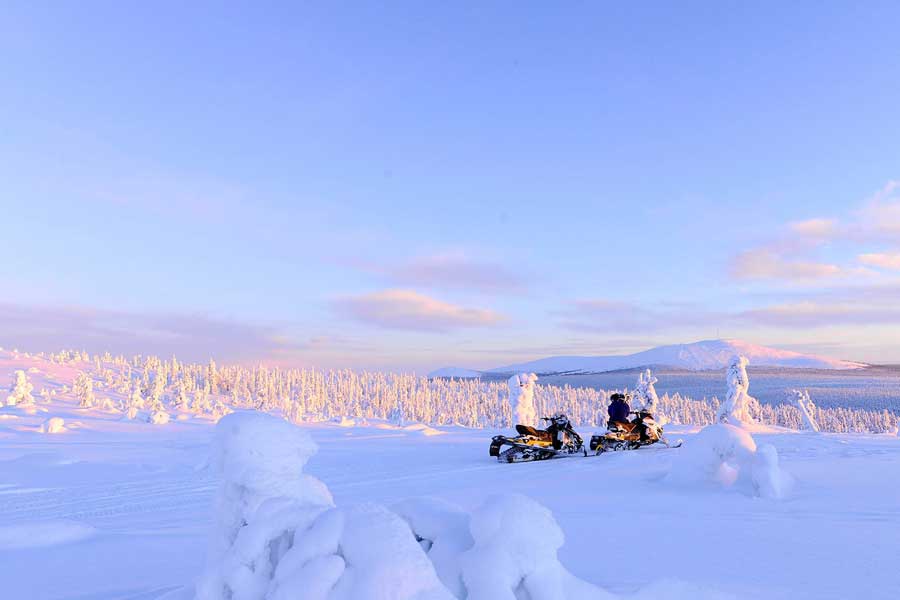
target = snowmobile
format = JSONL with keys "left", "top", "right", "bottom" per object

{"left": 489, "top": 414, "right": 586, "bottom": 463}
{"left": 589, "top": 410, "right": 681, "bottom": 454}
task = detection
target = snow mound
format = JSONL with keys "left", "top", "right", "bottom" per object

{"left": 41, "top": 416, "right": 66, "bottom": 434}
{"left": 0, "top": 520, "right": 96, "bottom": 550}
{"left": 393, "top": 497, "right": 474, "bottom": 597}
{"left": 667, "top": 424, "right": 792, "bottom": 499}
{"left": 331, "top": 503, "right": 453, "bottom": 600}
{"left": 461, "top": 494, "right": 614, "bottom": 600}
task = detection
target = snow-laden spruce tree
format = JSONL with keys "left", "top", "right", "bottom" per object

{"left": 388, "top": 398, "right": 406, "bottom": 426}
{"left": 507, "top": 373, "right": 538, "bottom": 427}
{"left": 74, "top": 372, "right": 95, "bottom": 408}
{"left": 789, "top": 389, "right": 820, "bottom": 432}
{"left": 632, "top": 368, "right": 666, "bottom": 424}
{"left": 6, "top": 370, "right": 35, "bottom": 406}
{"left": 717, "top": 356, "right": 759, "bottom": 426}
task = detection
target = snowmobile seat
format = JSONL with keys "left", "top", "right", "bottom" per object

{"left": 609, "top": 421, "right": 637, "bottom": 433}
{"left": 516, "top": 424, "right": 551, "bottom": 441}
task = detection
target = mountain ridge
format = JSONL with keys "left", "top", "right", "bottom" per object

{"left": 429, "top": 339, "right": 867, "bottom": 377}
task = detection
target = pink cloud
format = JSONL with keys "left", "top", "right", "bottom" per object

{"left": 788, "top": 218, "right": 839, "bottom": 239}
{"left": 730, "top": 249, "right": 844, "bottom": 281}
{"left": 858, "top": 252, "right": 900, "bottom": 270}
{"left": 332, "top": 289, "right": 505, "bottom": 331}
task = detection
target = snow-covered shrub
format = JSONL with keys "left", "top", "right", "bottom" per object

{"left": 147, "top": 410, "right": 170, "bottom": 425}
{"left": 73, "top": 372, "right": 95, "bottom": 408}
{"left": 667, "top": 424, "right": 791, "bottom": 499}
{"left": 130, "top": 386, "right": 145, "bottom": 411}
{"left": 460, "top": 494, "right": 613, "bottom": 600}
{"left": 40, "top": 417, "right": 66, "bottom": 434}
{"left": 393, "top": 497, "right": 474, "bottom": 597}
{"left": 196, "top": 411, "right": 453, "bottom": 600}
{"left": 6, "top": 370, "right": 35, "bottom": 406}
{"left": 196, "top": 411, "right": 334, "bottom": 600}
{"left": 394, "top": 494, "right": 614, "bottom": 600}
{"left": 716, "top": 356, "right": 759, "bottom": 426}
{"left": 789, "top": 389, "right": 819, "bottom": 432}
{"left": 328, "top": 503, "right": 453, "bottom": 600}
{"left": 508, "top": 373, "right": 538, "bottom": 427}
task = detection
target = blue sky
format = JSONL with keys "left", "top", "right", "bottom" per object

{"left": 3, "top": 2, "right": 900, "bottom": 370}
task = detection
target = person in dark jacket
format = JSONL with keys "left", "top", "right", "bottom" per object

{"left": 607, "top": 393, "right": 631, "bottom": 425}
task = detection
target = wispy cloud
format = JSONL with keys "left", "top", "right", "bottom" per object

{"left": 350, "top": 252, "right": 525, "bottom": 294}
{"left": 332, "top": 289, "right": 505, "bottom": 331}
{"left": 730, "top": 249, "right": 846, "bottom": 281}
{"left": 858, "top": 252, "right": 900, "bottom": 270}
{"left": 556, "top": 299, "right": 721, "bottom": 334}
{"left": 739, "top": 301, "right": 900, "bottom": 328}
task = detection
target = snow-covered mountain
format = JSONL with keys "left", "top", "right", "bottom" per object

{"left": 480, "top": 339, "right": 867, "bottom": 374}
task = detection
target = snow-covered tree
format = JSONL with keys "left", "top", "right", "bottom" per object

{"left": 790, "top": 389, "right": 820, "bottom": 432}
{"left": 632, "top": 368, "right": 665, "bottom": 423}
{"left": 74, "top": 372, "right": 95, "bottom": 408}
{"left": 6, "top": 370, "right": 34, "bottom": 406}
{"left": 388, "top": 398, "right": 406, "bottom": 426}
{"left": 507, "top": 373, "right": 538, "bottom": 427}
{"left": 717, "top": 356, "right": 758, "bottom": 426}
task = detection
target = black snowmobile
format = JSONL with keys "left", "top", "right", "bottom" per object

{"left": 589, "top": 410, "right": 680, "bottom": 454}
{"left": 489, "top": 414, "right": 586, "bottom": 463}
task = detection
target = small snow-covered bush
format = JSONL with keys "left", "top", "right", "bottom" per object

{"left": 508, "top": 373, "right": 538, "bottom": 427}
{"left": 73, "top": 372, "right": 95, "bottom": 408}
{"left": 6, "top": 370, "right": 34, "bottom": 407}
{"left": 393, "top": 497, "right": 474, "bottom": 597}
{"left": 147, "top": 410, "right": 170, "bottom": 425}
{"left": 40, "top": 417, "right": 66, "bottom": 434}
{"left": 667, "top": 423, "right": 791, "bottom": 499}
{"left": 329, "top": 503, "right": 453, "bottom": 600}
{"left": 460, "top": 494, "right": 613, "bottom": 600}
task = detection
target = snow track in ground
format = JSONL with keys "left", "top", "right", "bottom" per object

{"left": 0, "top": 477, "right": 214, "bottom": 523}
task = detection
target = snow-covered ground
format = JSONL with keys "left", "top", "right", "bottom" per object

{"left": 1, "top": 350, "right": 899, "bottom": 599}
{"left": 1, "top": 403, "right": 898, "bottom": 598}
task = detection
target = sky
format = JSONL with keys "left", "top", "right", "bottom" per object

{"left": 2, "top": 1, "right": 900, "bottom": 371}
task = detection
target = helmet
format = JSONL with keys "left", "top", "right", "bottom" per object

{"left": 611, "top": 393, "right": 625, "bottom": 402}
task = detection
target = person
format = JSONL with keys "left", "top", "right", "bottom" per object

{"left": 607, "top": 393, "right": 630, "bottom": 425}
